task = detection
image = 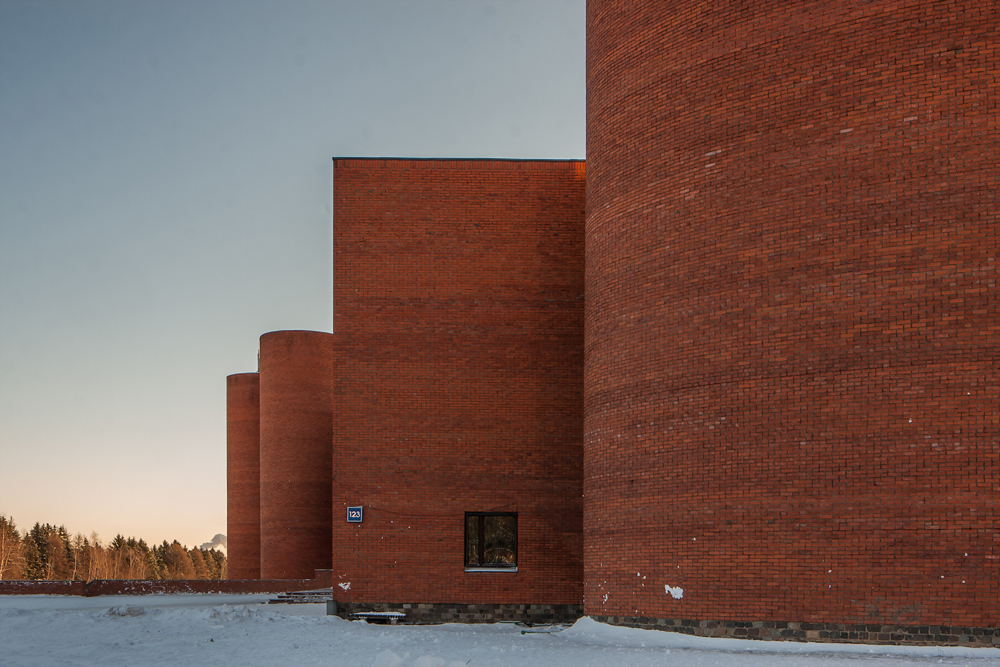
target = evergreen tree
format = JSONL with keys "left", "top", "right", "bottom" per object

{"left": 202, "top": 549, "right": 220, "bottom": 580}
{"left": 152, "top": 540, "right": 170, "bottom": 578}
{"left": 215, "top": 550, "right": 227, "bottom": 579}
{"left": 45, "top": 530, "right": 72, "bottom": 579}
{"left": 23, "top": 523, "right": 52, "bottom": 580}
{"left": 21, "top": 535, "right": 41, "bottom": 580}
{"left": 160, "top": 541, "right": 194, "bottom": 579}
{"left": 3, "top": 522, "right": 225, "bottom": 581}
{"left": 145, "top": 547, "right": 163, "bottom": 581}
{"left": 205, "top": 549, "right": 227, "bottom": 580}
{"left": 189, "top": 547, "right": 209, "bottom": 580}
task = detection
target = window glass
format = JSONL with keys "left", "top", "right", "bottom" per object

{"left": 483, "top": 515, "right": 516, "bottom": 565}
{"left": 465, "top": 515, "right": 479, "bottom": 567}
{"left": 465, "top": 512, "right": 516, "bottom": 569}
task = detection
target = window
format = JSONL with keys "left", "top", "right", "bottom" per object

{"left": 465, "top": 512, "right": 517, "bottom": 571}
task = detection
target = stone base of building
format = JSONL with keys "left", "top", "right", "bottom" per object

{"left": 336, "top": 601, "right": 583, "bottom": 626}
{"left": 592, "top": 615, "right": 1000, "bottom": 647}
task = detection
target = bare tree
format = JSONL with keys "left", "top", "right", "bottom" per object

{"left": 0, "top": 515, "right": 25, "bottom": 580}
{"left": 87, "top": 533, "right": 112, "bottom": 580}
{"left": 69, "top": 534, "right": 89, "bottom": 581}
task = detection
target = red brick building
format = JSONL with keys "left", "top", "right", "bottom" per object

{"left": 227, "top": 1, "right": 997, "bottom": 643}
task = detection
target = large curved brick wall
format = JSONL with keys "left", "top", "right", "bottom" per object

{"left": 226, "top": 372, "right": 261, "bottom": 579}
{"left": 259, "top": 330, "right": 335, "bottom": 579}
{"left": 585, "top": 0, "right": 997, "bottom": 628}
{"left": 330, "top": 159, "right": 585, "bottom": 607}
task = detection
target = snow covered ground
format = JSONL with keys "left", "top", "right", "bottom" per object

{"left": 2, "top": 594, "right": 998, "bottom": 667}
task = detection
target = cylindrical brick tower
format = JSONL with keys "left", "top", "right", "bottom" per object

{"left": 227, "top": 372, "right": 261, "bottom": 580}
{"left": 259, "top": 330, "right": 335, "bottom": 579}
{"left": 585, "top": 0, "right": 997, "bottom": 630}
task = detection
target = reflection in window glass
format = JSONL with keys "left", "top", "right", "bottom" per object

{"left": 465, "top": 513, "right": 516, "bottom": 568}
{"left": 483, "top": 515, "right": 515, "bottom": 565}
{"left": 465, "top": 515, "right": 479, "bottom": 567}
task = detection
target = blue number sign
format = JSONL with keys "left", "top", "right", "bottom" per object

{"left": 347, "top": 506, "right": 363, "bottom": 523}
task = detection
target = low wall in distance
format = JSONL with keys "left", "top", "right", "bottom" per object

{"left": 0, "top": 580, "right": 86, "bottom": 596}
{"left": 0, "top": 570, "right": 332, "bottom": 597}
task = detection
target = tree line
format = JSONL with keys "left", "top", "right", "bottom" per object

{"left": 0, "top": 515, "right": 226, "bottom": 581}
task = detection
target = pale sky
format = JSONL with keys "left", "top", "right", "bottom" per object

{"left": 0, "top": 0, "right": 585, "bottom": 550}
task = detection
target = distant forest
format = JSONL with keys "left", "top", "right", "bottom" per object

{"left": 0, "top": 515, "right": 226, "bottom": 581}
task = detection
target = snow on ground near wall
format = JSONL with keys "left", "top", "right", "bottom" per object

{"left": 1, "top": 595, "right": 998, "bottom": 667}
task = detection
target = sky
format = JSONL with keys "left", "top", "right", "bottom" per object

{"left": 0, "top": 0, "right": 586, "bottom": 550}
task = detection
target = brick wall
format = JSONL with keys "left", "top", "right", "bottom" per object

{"left": 0, "top": 580, "right": 86, "bottom": 596}
{"left": 227, "top": 372, "right": 261, "bottom": 579}
{"left": 82, "top": 569, "right": 333, "bottom": 596}
{"left": 0, "top": 571, "right": 333, "bottom": 597}
{"left": 585, "top": 0, "right": 997, "bottom": 628}
{"left": 330, "top": 159, "right": 586, "bottom": 607}
{"left": 259, "top": 330, "right": 335, "bottom": 579}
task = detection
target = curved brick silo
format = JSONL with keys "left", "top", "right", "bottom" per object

{"left": 585, "top": 0, "right": 997, "bottom": 630}
{"left": 259, "top": 330, "right": 334, "bottom": 579}
{"left": 226, "top": 372, "right": 261, "bottom": 580}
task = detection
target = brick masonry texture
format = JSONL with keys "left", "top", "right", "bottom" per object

{"left": 222, "top": 2, "right": 998, "bottom": 643}
{"left": 227, "top": 372, "right": 261, "bottom": 580}
{"left": 259, "top": 330, "right": 335, "bottom": 579}
{"left": 585, "top": 0, "right": 997, "bottom": 630}
{"left": 0, "top": 580, "right": 86, "bottom": 596}
{"left": 0, "top": 571, "right": 333, "bottom": 597}
{"left": 330, "top": 159, "right": 586, "bottom": 608}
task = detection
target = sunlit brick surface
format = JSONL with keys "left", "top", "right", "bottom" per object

{"left": 226, "top": 372, "right": 261, "bottom": 579}
{"left": 584, "top": 0, "right": 998, "bottom": 626}
{"left": 259, "top": 330, "right": 334, "bottom": 579}
{"left": 330, "top": 159, "right": 586, "bottom": 606}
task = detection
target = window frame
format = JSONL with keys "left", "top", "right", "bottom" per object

{"left": 464, "top": 511, "right": 518, "bottom": 573}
